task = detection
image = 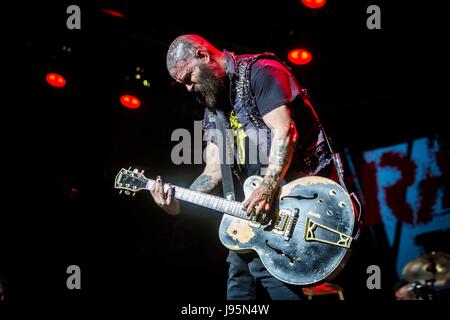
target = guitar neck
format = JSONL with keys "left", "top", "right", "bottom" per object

{"left": 145, "top": 180, "right": 250, "bottom": 220}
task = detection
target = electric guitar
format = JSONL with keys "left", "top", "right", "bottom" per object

{"left": 115, "top": 168, "right": 356, "bottom": 286}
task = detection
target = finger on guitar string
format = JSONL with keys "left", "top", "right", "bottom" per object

{"left": 255, "top": 200, "right": 266, "bottom": 215}
{"left": 241, "top": 197, "right": 250, "bottom": 211}
{"left": 165, "top": 183, "right": 173, "bottom": 205}
{"left": 152, "top": 176, "right": 165, "bottom": 206}
{"left": 150, "top": 176, "right": 157, "bottom": 194}
{"left": 242, "top": 194, "right": 256, "bottom": 213}
{"left": 246, "top": 194, "right": 263, "bottom": 215}
{"left": 155, "top": 176, "right": 164, "bottom": 197}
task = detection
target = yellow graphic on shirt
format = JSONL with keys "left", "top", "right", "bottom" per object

{"left": 229, "top": 110, "right": 246, "bottom": 164}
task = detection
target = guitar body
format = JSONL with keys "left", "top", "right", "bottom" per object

{"left": 219, "top": 175, "right": 355, "bottom": 286}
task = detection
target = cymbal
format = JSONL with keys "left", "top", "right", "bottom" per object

{"left": 402, "top": 252, "right": 450, "bottom": 285}
{"left": 303, "top": 283, "right": 343, "bottom": 296}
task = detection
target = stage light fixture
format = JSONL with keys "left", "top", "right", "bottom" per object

{"left": 120, "top": 94, "right": 141, "bottom": 109}
{"left": 46, "top": 73, "right": 66, "bottom": 88}
{"left": 288, "top": 49, "right": 312, "bottom": 65}
{"left": 301, "top": 0, "right": 326, "bottom": 9}
{"left": 117, "top": 64, "right": 151, "bottom": 109}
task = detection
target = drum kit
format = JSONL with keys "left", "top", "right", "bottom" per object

{"left": 304, "top": 252, "right": 450, "bottom": 301}
{"left": 396, "top": 252, "right": 450, "bottom": 300}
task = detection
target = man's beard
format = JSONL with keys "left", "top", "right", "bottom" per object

{"left": 194, "top": 63, "right": 228, "bottom": 110}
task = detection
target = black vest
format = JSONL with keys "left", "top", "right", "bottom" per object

{"left": 202, "top": 52, "right": 334, "bottom": 183}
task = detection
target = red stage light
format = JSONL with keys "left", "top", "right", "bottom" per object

{"left": 301, "top": 0, "right": 326, "bottom": 9}
{"left": 120, "top": 95, "right": 141, "bottom": 109}
{"left": 46, "top": 73, "right": 66, "bottom": 88}
{"left": 288, "top": 49, "right": 312, "bottom": 65}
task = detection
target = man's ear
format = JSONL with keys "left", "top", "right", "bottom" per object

{"left": 196, "top": 48, "right": 210, "bottom": 63}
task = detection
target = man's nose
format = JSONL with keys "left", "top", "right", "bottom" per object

{"left": 185, "top": 83, "right": 194, "bottom": 92}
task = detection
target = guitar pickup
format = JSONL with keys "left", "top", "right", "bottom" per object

{"left": 304, "top": 218, "right": 352, "bottom": 249}
{"left": 248, "top": 213, "right": 263, "bottom": 228}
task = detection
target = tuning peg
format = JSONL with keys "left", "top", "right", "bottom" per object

{"left": 132, "top": 192, "right": 136, "bottom": 197}
{"left": 119, "top": 190, "right": 123, "bottom": 195}
{"left": 128, "top": 166, "right": 132, "bottom": 170}
{"left": 141, "top": 170, "right": 145, "bottom": 174}
{"left": 124, "top": 190, "right": 131, "bottom": 196}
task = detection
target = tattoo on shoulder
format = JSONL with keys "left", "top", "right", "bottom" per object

{"left": 189, "top": 174, "right": 216, "bottom": 192}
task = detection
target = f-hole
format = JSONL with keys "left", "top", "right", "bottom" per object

{"left": 281, "top": 193, "right": 318, "bottom": 201}
{"left": 265, "top": 240, "right": 296, "bottom": 264}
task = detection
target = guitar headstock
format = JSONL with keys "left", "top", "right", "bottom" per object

{"left": 115, "top": 167, "right": 148, "bottom": 196}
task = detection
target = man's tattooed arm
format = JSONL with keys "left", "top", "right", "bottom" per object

{"left": 189, "top": 174, "right": 217, "bottom": 193}
{"left": 189, "top": 142, "right": 222, "bottom": 193}
{"left": 263, "top": 120, "right": 297, "bottom": 190}
{"left": 242, "top": 106, "right": 297, "bottom": 214}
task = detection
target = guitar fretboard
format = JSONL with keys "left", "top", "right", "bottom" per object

{"left": 146, "top": 180, "right": 251, "bottom": 220}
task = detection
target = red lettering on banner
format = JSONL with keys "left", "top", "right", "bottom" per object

{"left": 380, "top": 152, "right": 417, "bottom": 224}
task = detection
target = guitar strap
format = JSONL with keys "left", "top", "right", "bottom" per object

{"left": 300, "top": 89, "right": 363, "bottom": 240}
{"left": 215, "top": 110, "right": 236, "bottom": 201}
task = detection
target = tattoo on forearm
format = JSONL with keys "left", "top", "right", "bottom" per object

{"left": 189, "top": 174, "right": 216, "bottom": 193}
{"left": 265, "top": 124, "right": 297, "bottom": 187}
{"left": 271, "top": 142, "right": 289, "bottom": 166}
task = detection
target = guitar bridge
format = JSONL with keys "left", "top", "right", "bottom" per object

{"left": 272, "top": 209, "right": 299, "bottom": 242}
{"left": 304, "top": 218, "right": 352, "bottom": 248}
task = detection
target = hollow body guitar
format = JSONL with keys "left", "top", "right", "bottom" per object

{"left": 115, "top": 168, "right": 356, "bottom": 286}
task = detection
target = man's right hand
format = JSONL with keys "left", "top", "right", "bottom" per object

{"left": 150, "top": 176, "right": 180, "bottom": 215}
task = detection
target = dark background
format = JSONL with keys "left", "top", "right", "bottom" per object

{"left": 1, "top": 0, "right": 447, "bottom": 309}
